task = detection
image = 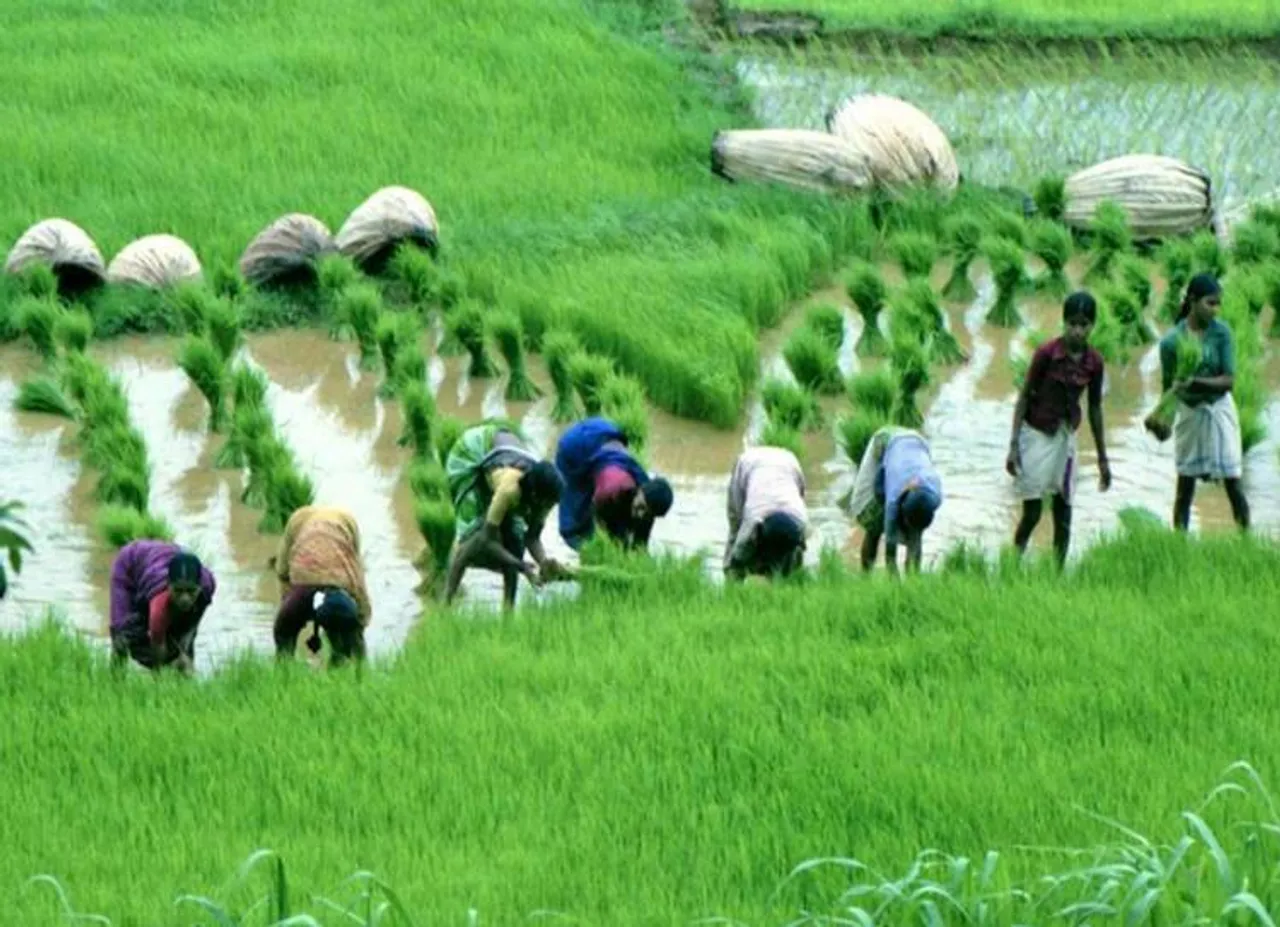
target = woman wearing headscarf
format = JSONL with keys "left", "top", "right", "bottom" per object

{"left": 273, "top": 505, "right": 371, "bottom": 666}
{"left": 1147, "top": 273, "right": 1250, "bottom": 531}
{"left": 724, "top": 445, "right": 809, "bottom": 581}
{"left": 847, "top": 425, "right": 943, "bottom": 574}
{"left": 108, "top": 540, "right": 216, "bottom": 673}
{"left": 444, "top": 420, "right": 567, "bottom": 609}
{"left": 554, "top": 416, "right": 674, "bottom": 552}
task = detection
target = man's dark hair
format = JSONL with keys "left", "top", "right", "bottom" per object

{"left": 1063, "top": 290, "right": 1097, "bottom": 325}
{"left": 521, "top": 461, "right": 564, "bottom": 507}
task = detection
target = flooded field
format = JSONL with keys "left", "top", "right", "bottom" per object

{"left": 2, "top": 271, "right": 1279, "bottom": 669}
{"left": 735, "top": 45, "right": 1280, "bottom": 216}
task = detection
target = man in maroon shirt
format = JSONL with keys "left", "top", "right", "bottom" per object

{"left": 1006, "top": 291, "right": 1112, "bottom": 566}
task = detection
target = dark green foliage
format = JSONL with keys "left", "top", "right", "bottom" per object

{"left": 1032, "top": 175, "right": 1067, "bottom": 223}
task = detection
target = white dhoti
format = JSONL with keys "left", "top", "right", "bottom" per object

{"left": 1174, "top": 393, "right": 1242, "bottom": 481}
{"left": 847, "top": 429, "right": 893, "bottom": 529}
{"left": 1014, "top": 424, "right": 1077, "bottom": 504}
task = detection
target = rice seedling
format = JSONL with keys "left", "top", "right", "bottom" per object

{"left": 1115, "top": 253, "right": 1153, "bottom": 310}
{"left": 17, "top": 297, "right": 61, "bottom": 362}
{"left": 845, "top": 261, "right": 889, "bottom": 357}
{"left": 837, "top": 406, "right": 890, "bottom": 465}
{"left": 337, "top": 283, "right": 383, "bottom": 371}
{"left": 205, "top": 295, "right": 243, "bottom": 362}
{"left": 53, "top": 309, "right": 93, "bottom": 355}
{"left": 846, "top": 368, "right": 896, "bottom": 417}
{"left": 888, "top": 231, "right": 937, "bottom": 281}
{"left": 448, "top": 301, "right": 498, "bottom": 379}
{"left": 406, "top": 458, "right": 450, "bottom": 503}
{"left": 941, "top": 212, "right": 982, "bottom": 302}
{"left": 568, "top": 351, "right": 615, "bottom": 415}
{"left": 176, "top": 335, "right": 228, "bottom": 432}
{"left": 95, "top": 505, "right": 175, "bottom": 549}
{"left": 759, "top": 419, "right": 805, "bottom": 462}
{"left": 413, "top": 497, "right": 457, "bottom": 598}
{"left": 1029, "top": 219, "right": 1071, "bottom": 298}
{"left": 491, "top": 311, "right": 542, "bottom": 402}
{"left": 1009, "top": 327, "right": 1049, "bottom": 389}
{"left": 1230, "top": 218, "right": 1279, "bottom": 266}
{"left": 1143, "top": 331, "right": 1202, "bottom": 441}
{"left": 0, "top": 500, "right": 32, "bottom": 599}
{"left": 209, "top": 262, "right": 247, "bottom": 301}
{"left": 19, "top": 263, "right": 58, "bottom": 300}
{"left": 783, "top": 323, "right": 842, "bottom": 396}
{"left": 95, "top": 461, "right": 151, "bottom": 512}
{"left": 387, "top": 242, "right": 440, "bottom": 308}
{"left": 14, "top": 376, "right": 76, "bottom": 419}
{"left": 889, "top": 332, "right": 930, "bottom": 428}
{"left": 988, "top": 209, "right": 1027, "bottom": 248}
{"left": 241, "top": 432, "right": 293, "bottom": 510}
{"left": 317, "top": 254, "right": 360, "bottom": 306}
{"left": 982, "top": 236, "right": 1026, "bottom": 328}
{"left": 803, "top": 302, "right": 846, "bottom": 352}
{"left": 1090, "top": 295, "right": 1126, "bottom": 365}
{"left": 375, "top": 312, "right": 419, "bottom": 397}
{"left": 1192, "top": 230, "right": 1228, "bottom": 279}
{"left": 217, "top": 401, "right": 273, "bottom": 472}
{"left": 170, "top": 283, "right": 216, "bottom": 335}
{"left": 542, "top": 328, "right": 581, "bottom": 423}
{"left": 1265, "top": 267, "right": 1280, "bottom": 338}
{"left": 1101, "top": 283, "right": 1155, "bottom": 350}
{"left": 1085, "top": 201, "right": 1131, "bottom": 283}
{"left": 762, "top": 378, "right": 821, "bottom": 432}
{"left": 606, "top": 399, "right": 651, "bottom": 458}
{"left": 904, "top": 278, "right": 966, "bottom": 365}
{"left": 231, "top": 364, "right": 269, "bottom": 411}
{"left": 1235, "top": 269, "right": 1268, "bottom": 321}
{"left": 260, "top": 463, "right": 316, "bottom": 534}
{"left": 1158, "top": 238, "right": 1194, "bottom": 322}
{"left": 392, "top": 338, "right": 428, "bottom": 392}
{"left": 434, "top": 415, "right": 465, "bottom": 467}
{"left": 397, "top": 381, "right": 438, "bottom": 461}
{"left": 1032, "top": 174, "right": 1066, "bottom": 222}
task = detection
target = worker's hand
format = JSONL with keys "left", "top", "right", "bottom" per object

{"left": 521, "top": 561, "right": 544, "bottom": 588}
{"left": 541, "top": 558, "right": 573, "bottom": 582}
{"left": 1005, "top": 445, "right": 1021, "bottom": 478}
{"left": 1097, "top": 457, "right": 1112, "bottom": 493}
{"left": 1143, "top": 415, "right": 1171, "bottom": 443}
{"left": 1173, "top": 377, "right": 1195, "bottom": 400}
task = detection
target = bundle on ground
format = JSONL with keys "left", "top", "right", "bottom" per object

{"left": 847, "top": 368, "right": 896, "bottom": 417}
{"left": 3, "top": 218, "right": 106, "bottom": 298}
{"left": 398, "top": 381, "right": 438, "bottom": 460}
{"left": 905, "top": 279, "right": 966, "bottom": 365}
{"left": 413, "top": 498, "right": 456, "bottom": 597}
{"left": 95, "top": 505, "right": 175, "bottom": 549}
{"left": 106, "top": 234, "right": 203, "bottom": 288}
{"left": 982, "top": 237, "right": 1026, "bottom": 328}
{"left": 762, "top": 378, "right": 821, "bottom": 432}
{"left": 1010, "top": 328, "right": 1049, "bottom": 389}
{"left": 804, "top": 303, "right": 846, "bottom": 352}
{"left": 239, "top": 213, "right": 335, "bottom": 287}
{"left": 941, "top": 213, "right": 983, "bottom": 301}
{"left": 889, "top": 231, "right": 938, "bottom": 280}
{"left": 448, "top": 302, "right": 497, "bottom": 379}
{"left": 1143, "top": 333, "right": 1202, "bottom": 441}
{"left": 1064, "top": 154, "right": 1214, "bottom": 240}
{"left": 542, "top": 330, "right": 580, "bottom": 422}
{"left": 838, "top": 406, "right": 891, "bottom": 466}
{"left": 889, "top": 333, "right": 930, "bottom": 428}
{"left": 16, "top": 297, "right": 61, "bottom": 361}
{"left": 14, "top": 376, "right": 76, "bottom": 419}
{"left": 1030, "top": 220, "right": 1072, "bottom": 297}
{"left": 1033, "top": 175, "right": 1067, "bottom": 222}
{"left": 336, "top": 283, "right": 384, "bottom": 371}
{"left": 335, "top": 186, "right": 439, "bottom": 272}
{"left": 568, "top": 352, "right": 614, "bottom": 416}
{"left": 1158, "top": 239, "right": 1193, "bottom": 322}
{"left": 783, "top": 324, "right": 842, "bottom": 395}
{"left": 846, "top": 261, "right": 889, "bottom": 357}
{"left": 491, "top": 311, "right": 542, "bottom": 402}
{"left": 53, "top": 310, "right": 92, "bottom": 355}
{"left": 1084, "top": 201, "right": 1132, "bottom": 283}
{"left": 709, "top": 129, "right": 871, "bottom": 194}
{"left": 825, "top": 93, "right": 959, "bottom": 194}
{"left": 177, "top": 335, "right": 228, "bottom": 432}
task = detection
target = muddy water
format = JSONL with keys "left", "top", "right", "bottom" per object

{"left": 2, "top": 276, "right": 1278, "bottom": 664}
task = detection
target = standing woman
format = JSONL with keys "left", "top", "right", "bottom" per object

{"left": 1147, "top": 273, "right": 1249, "bottom": 531}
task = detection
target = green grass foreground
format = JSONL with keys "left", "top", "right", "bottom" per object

{"left": 4, "top": 530, "right": 1280, "bottom": 924}
{"left": 728, "top": 0, "right": 1280, "bottom": 39}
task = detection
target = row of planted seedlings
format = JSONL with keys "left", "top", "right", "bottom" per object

{"left": 8, "top": 265, "right": 173, "bottom": 549}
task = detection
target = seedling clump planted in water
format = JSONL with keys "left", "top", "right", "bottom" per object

{"left": 17, "top": 297, "right": 60, "bottom": 362}
{"left": 337, "top": 283, "right": 384, "bottom": 371}
{"left": 491, "top": 311, "right": 542, "bottom": 402}
{"left": 599, "top": 373, "right": 649, "bottom": 453}
{"left": 541, "top": 329, "right": 581, "bottom": 423}
{"left": 1033, "top": 174, "right": 1066, "bottom": 223}
{"left": 1158, "top": 239, "right": 1193, "bottom": 323}
{"left": 803, "top": 303, "right": 846, "bottom": 352}
{"left": 1231, "top": 219, "right": 1279, "bottom": 266}
{"left": 889, "top": 231, "right": 938, "bottom": 281}
{"left": 177, "top": 335, "right": 228, "bottom": 432}
{"left": 96, "top": 504, "right": 175, "bottom": 549}
{"left": 847, "top": 368, "right": 896, "bottom": 417}
{"left": 783, "top": 324, "right": 842, "bottom": 396}
{"left": 989, "top": 210, "right": 1028, "bottom": 248}
{"left": 905, "top": 279, "right": 966, "bottom": 365}
{"left": 376, "top": 312, "right": 411, "bottom": 397}
{"left": 759, "top": 420, "right": 805, "bottom": 463}
{"left": 846, "top": 261, "right": 889, "bottom": 357}
{"left": 1085, "top": 201, "right": 1131, "bottom": 283}
{"left": 942, "top": 213, "right": 983, "bottom": 302}
{"left": 54, "top": 309, "right": 93, "bottom": 355}
{"left": 762, "top": 378, "right": 821, "bottom": 432}
{"left": 398, "top": 381, "right": 438, "bottom": 460}
{"left": 413, "top": 498, "right": 456, "bottom": 598}
{"left": 838, "top": 406, "right": 890, "bottom": 466}
{"left": 889, "top": 333, "right": 930, "bottom": 429}
{"left": 1009, "top": 328, "right": 1049, "bottom": 389}
{"left": 568, "top": 351, "right": 614, "bottom": 416}
{"left": 1266, "top": 269, "right": 1280, "bottom": 339}
{"left": 1191, "top": 231, "right": 1228, "bottom": 279}
{"left": 982, "top": 237, "right": 1027, "bottom": 328}
{"left": 1116, "top": 254, "right": 1152, "bottom": 310}
{"left": 1102, "top": 283, "right": 1154, "bottom": 348}
{"left": 14, "top": 376, "right": 76, "bottom": 419}
{"left": 1030, "top": 220, "right": 1072, "bottom": 298}
{"left": 449, "top": 302, "right": 498, "bottom": 378}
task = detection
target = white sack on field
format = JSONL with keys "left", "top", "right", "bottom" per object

{"left": 4, "top": 218, "right": 107, "bottom": 284}
{"left": 711, "top": 129, "right": 872, "bottom": 194}
{"left": 106, "top": 234, "right": 203, "bottom": 288}
{"left": 335, "top": 186, "right": 439, "bottom": 267}
{"left": 826, "top": 94, "right": 959, "bottom": 194}
{"left": 239, "top": 213, "right": 335, "bottom": 286}
{"left": 1064, "top": 155, "right": 1213, "bottom": 240}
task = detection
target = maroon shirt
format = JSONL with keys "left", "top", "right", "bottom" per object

{"left": 1023, "top": 337, "right": 1104, "bottom": 435}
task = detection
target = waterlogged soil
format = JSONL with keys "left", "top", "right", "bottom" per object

{"left": 2, "top": 269, "right": 1279, "bottom": 669}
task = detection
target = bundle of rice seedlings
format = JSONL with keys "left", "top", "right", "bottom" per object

{"left": 388, "top": 242, "right": 440, "bottom": 307}
{"left": 54, "top": 309, "right": 93, "bottom": 355}
{"left": 759, "top": 420, "right": 805, "bottom": 463}
{"left": 1157, "top": 239, "right": 1194, "bottom": 323}
{"left": 1265, "top": 268, "right": 1280, "bottom": 339}
{"left": 837, "top": 406, "right": 890, "bottom": 465}
{"left": 80, "top": 384, "right": 132, "bottom": 434}
{"left": 434, "top": 415, "right": 465, "bottom": 467}
{"left": 95, "top": 462, "right": 150, "bottom": 511}
{"left": 17, "top": 297, "right": 60, "bottom": 362}
{"left": 1143, "top": 332, "right": 1202, "bottom": 441}
{"left": 14, "top": 376, "right": 76, "bottom": 419}
{"left": 607, "top": 399, "right": 650, "bottom": 458}
{"left": 1033, "top": 174, "right": 1067, "bottom": 222}
{"left": 316, "top": 253, "right": 360, "bottom": 304}
{"left": 847, "top": 368, "right": 896, "bottom": 416}
{"left": 1090, "top": 296, "right": 1125, "bottom": 365}
{"left": 1191, "top": 230, "right": 1228, "bottom": 279}
{"left": 1102, "top": 283, "right": 1155, "bottom": 349}
{"left": 889, "top": 333, "right": 930, "bottom": 428}
{"left": 18, "top": 263, "right": 59, "bottom": 299}
{"left": 205, "top": 296, "right": 242, "bottom": 362}
{"left": 397, "top": 381, "right": 437, "bottom": 460}
{"left": 61, "top": 353, "right": 112, "bottom": 406}
{"left": 210, "top": 262, "right": 248, "bottom": 300}
{"left": 783, "top": 325, "right": 842, "bottom": 396}
{"left": 989, "top": 210, "right": 1028, "bottom": 248}
{"left": 491, "top": 311, "right": 542, "bottom": 402}
{"left": 1085, "top": 200, "right": 1131, "bottom": 283}
{"left": 542, "top": 329, "right": 581, "bottom": 423}
{"left": 261, "top": 464, "right": 315, "bottom": 534}
{"left": 1116, "top": 254, "right": 1152, "bottom": 310}
{"left": 1009, "top": 328, "right": 1049, "bottom": 389}
{"left": 888, "top": 231, "right": 937, "bottom": 281}
{"left": 216, "top": 402, "right": 272, "bottom": 470}
{"left": 231, "top": 364, "right": 270, "bottom": 410}
{"left": 762, "top": 378, "right": 821, "bottom": 432}
{"left": 905, "top": 279, "right": 966, "bottom": 365}
{"left": 941, "top": 213, "right": 983, "bottom": 301}
{"left": 1236, "top": 270, "right": 1267, "bottom": 320}
{"left": 337, "top": 283, "right": 383, "bottom": 371}
{"left": 82, "top": 425, "right": 148, "bottom": 482}
{"left": 177, "top": 335, "right": 228, "bottom": 432}
{"left": 804, "top": 303, "right": 846, "bottom": 352}
{"left": 435, "top": 267, "right": 467, "bottom": 314}
{"left": 169, "top": 283, "right": 216, "bottom": 334}
{"left": 406, "top": 458, "right": 450, "bottom": 502}
{"left": 413, "top": 498, "right": 456, "bottom": 598}
{"left": 1030, "top": 220, "right": 1072, "bottom": 298}
{"left": 393, "top": 339, "right": 428, "bottom": 392}
{"left": 241, "top": 433, "right": 292, "bottom": 509}
{"left": 1231, "top": 219, "right": 1279, "bottom": 266}
{"left": 982, "top": 237, "right": 1027, "bottom": 328}
{"left": 376, "top": 313, "right": 407, "bottom": 394}
{"left": 96, "top": 505, "right": 174, "bottom": 549}
{"left": 568, "top": 351, "right": 614, "bottom": 415}
{"left": 448, "top": 302, "right": 497, "bottom": 378}
{"left": 845, "top": 261, "right": 889, "bottom": 357}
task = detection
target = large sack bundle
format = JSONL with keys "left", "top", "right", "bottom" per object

{"left": 1064, "top": 155, "right": 1213, "bottom": 240}
{"left": 106, "top": 234, "right": 203, "bottom": 288}
{"left": 335, "top": 186, "right": 439, "bottom": 270}
{"left": 4, "top": 218, "right": 107, "bottom": 295}
{"left": 826, "top": 94, "right": 960, "bottom": 194}
{"left": 711, "top": 129, "right": 872, "bottom": 194}
{"left": 239, "top": 213, "right": 335, "bottom": 286}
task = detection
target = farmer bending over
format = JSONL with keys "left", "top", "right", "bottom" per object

{"left": 445, "top": 421, "right": 566, "bottom": 609}
{"left": 847, "top": 426, "right": 942, "bottom": 574}
{"left": 274, "top": 505, "right": 371, "bottom": 667}
{"left": 724, "top": 445, "right": 809, "bottom": 581}
{"left": 109, "top": 540, "right": 216, "bottom": 674}
{"left": 555, "top": 416, "right": 673, "bottom": 552}
{"left": 1006, "top": 290, "right": 1112, "bottom": 566}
